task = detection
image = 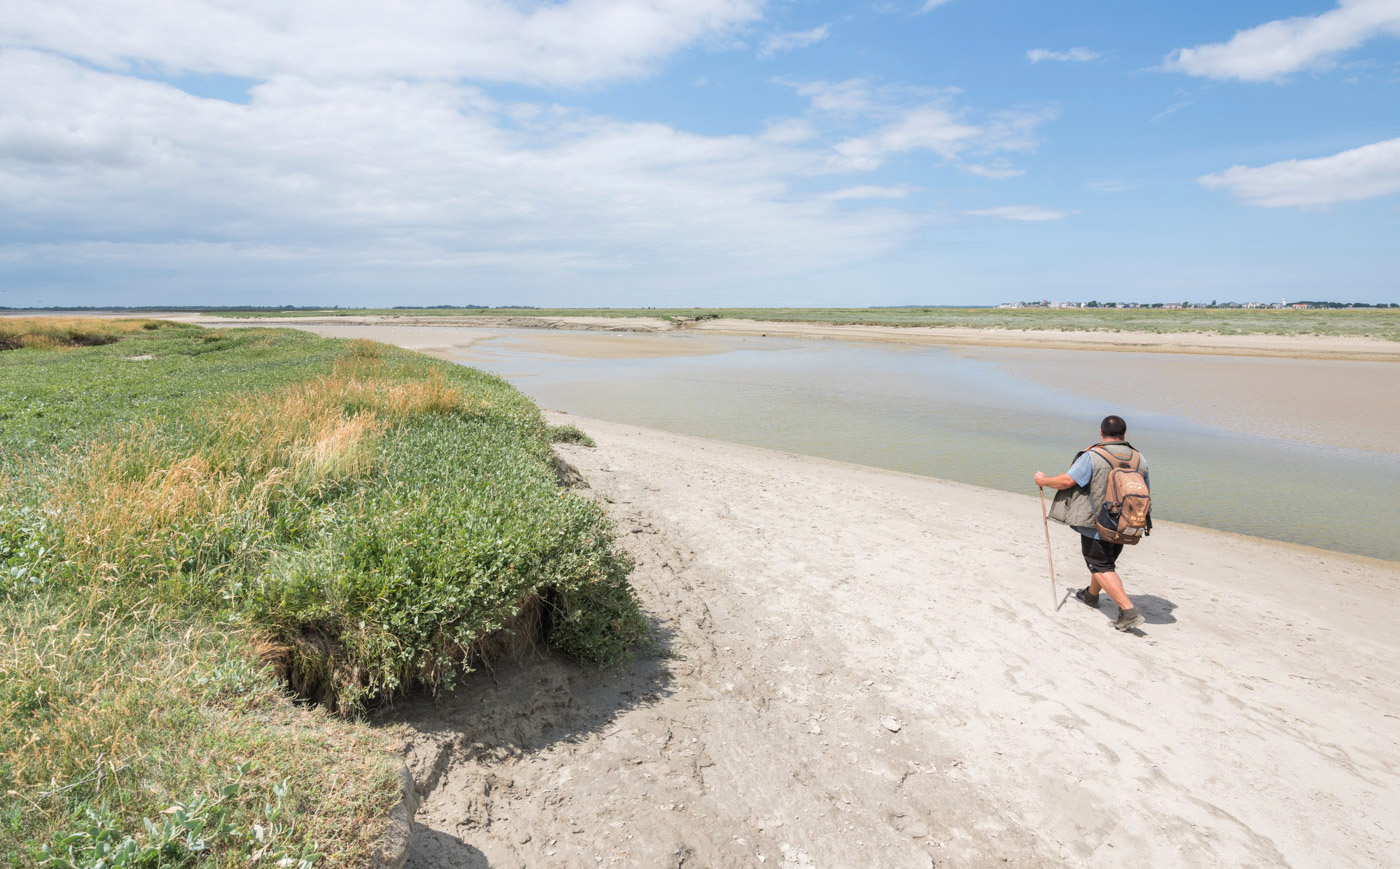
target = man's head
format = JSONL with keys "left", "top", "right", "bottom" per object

{"left": 1100, "top": 414, "right": 1127, "bottom": 440}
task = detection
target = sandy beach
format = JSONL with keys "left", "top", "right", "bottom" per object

{"left": 177, "top": 314, "right": 1400, "bottom": 362}
{"left": 392, "top": 414, "right": 1400, "bottom": 869}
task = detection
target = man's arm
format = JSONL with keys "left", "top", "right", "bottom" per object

{"left": 1035, "top": 453, "right": 1094, "bottom": 491}
{"left": 1033, "top": 471, "right": 1077, "bottom": 490}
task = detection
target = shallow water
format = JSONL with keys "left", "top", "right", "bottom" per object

{"left": 447, "top": 329, "right": 1400, "bottom": 561}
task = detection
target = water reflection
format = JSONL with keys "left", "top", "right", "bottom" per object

{"left": 457, "top": 330, "right": 1400, "bottom": 562}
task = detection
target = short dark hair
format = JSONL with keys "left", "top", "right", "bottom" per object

{"left": 1100, "top": 415, "right": 1127, "bottom": 438}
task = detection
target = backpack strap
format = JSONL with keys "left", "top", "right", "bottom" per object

{"left": 1090, "top": 444, "right": 1139, "bottom": 471}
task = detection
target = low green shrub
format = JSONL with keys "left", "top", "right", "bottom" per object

{"left": 241, "top": 411, "right": 643, "bottom": 709}
{"left": 547, "top": 423, "right": 596, "bottom": 447}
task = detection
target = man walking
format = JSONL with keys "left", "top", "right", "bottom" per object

{"left": 1034, "top": 415, "right": 1148, "bottom": 632}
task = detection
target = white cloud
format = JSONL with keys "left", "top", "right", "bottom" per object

{"left": 760, "top": 24, "right": 830, "bottom": 58}
{"left": 823, "top": 185, "right": 912, "bottom": 200}
{"left": 918, "top": 0, "right": 956, "bottom": 13}
{"left": 792, "top": 80, "right": 1054, "bottom": 175}
{"left": 0, "top": 4, "right": 1067, "bottom": 304}
{"left": 0, "top": 0, "right": 763, "bottom": 87}
{"left": 1085, "top": 180, "right": 1133, "bottom": 194}
{"left": 964, "top": 206, "right": 1072, "bottom": 221}
{"left": 1198, "top": 137, "right": 1400, "bottom": 207}
{"left": 1026, "top": 47, "right": 1101, "bottom": 63}
{"left": 849, "top": 106, "right": 982, "bottom": 158}
{"left": 961, "top": 163, "right": 1024, "bottom": 179}
{"left": 1165, "top": 0, "right": 1400, "bottom": 82}
{"left": 981, "top": 107, "right": 1059, "bottom": 153}
{"left": 790, "top": 79, "right": 879, "bottom": 114}
{"left": 0, "top": 50, "right": 927, "bottom": 301}
{"left": 760, "top": 117, "right": 819, "bottom": 144}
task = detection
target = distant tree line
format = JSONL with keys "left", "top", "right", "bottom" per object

{"left": 0, "top": 304, "right": 537, "bottom": 312}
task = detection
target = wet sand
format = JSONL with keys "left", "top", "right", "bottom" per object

{"left": 395, "top": 414, "right": 1400, "bottom": 868}
{"left": 954, "top": 346, "right": 1400, "bottom": 454}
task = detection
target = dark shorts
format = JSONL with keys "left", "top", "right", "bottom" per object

{"left": 1081, "top": 535, "right": 1124, "bottom": 574}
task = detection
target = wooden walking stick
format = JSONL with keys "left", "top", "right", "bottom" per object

{"left": 1038, "top": 486, "right": 1057, "bottom": 611}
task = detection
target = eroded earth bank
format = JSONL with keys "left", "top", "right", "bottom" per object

{"left": 386, "top": 414, "right": 1400, "bottom": 869}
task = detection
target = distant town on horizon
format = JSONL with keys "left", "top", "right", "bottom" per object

{"left": 997, "top": 300, "right": 1398, "bottom": 310}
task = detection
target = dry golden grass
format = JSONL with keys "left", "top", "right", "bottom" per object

{"left": 17, "top": 334, "right": 63, "bottom": 350}
{"left": 298, "top": 413, "right": 383, "bottom": 485}
{"left": 47, "top": 358, "right": 489, "bottom": 586}
{"left": 1, "top": 603, "right": 155, "bottom": 789}
{"left": 213, "top": 377, "right": 391, "bottom": 479}
{"left": 0, "top": 316, "right": 169, "bottom": 351}
{"left": 346, "top": 337, "right": 382, "bottom": 359}
{"left": 329, "top": 353, "right": 480, "bottom": 419}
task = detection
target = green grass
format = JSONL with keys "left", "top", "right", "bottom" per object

{"left": 0, "top": 323, "right": 648, "bottom": 866}
{"left": 200, "top": 306, "right": 1400, "bottom": 342}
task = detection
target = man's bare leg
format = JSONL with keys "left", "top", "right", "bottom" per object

{"left": 1088, "top": 570, "right": 1133, "bottom": 612}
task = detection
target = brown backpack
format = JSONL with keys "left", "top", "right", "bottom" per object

{"left": 1089, "top": 445, "right": 1152, "bottom": 545}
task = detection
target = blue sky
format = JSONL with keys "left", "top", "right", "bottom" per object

{"left": 1, "top": 0, "right": 1397, "bottom": 307}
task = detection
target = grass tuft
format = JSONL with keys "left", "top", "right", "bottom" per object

{"left": 548, "top": 423, "right": 596, "bottom": 447}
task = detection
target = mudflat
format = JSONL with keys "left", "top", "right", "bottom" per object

{"left": 689, "top": 318, "right": 1400, "bottom": 361}
{"left": 179, "top": 313, "right": 1400, "bottom": 362}
{"left": 395, "top": 414, "right": 1400, "bottom": 868}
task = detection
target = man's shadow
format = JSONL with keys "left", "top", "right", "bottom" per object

{"left": 1061, "top": 591, "right": 1178, "bottom": 632}
{"left": 1129, "top": 594, "right": 1178, "bottom": 625}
